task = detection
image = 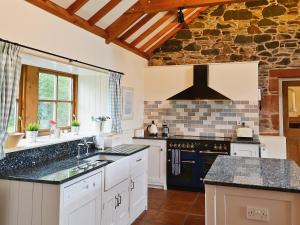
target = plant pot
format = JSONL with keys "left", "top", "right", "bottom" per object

{"left": 71, "top": 126, "right": 80, "bottom": 135}
{"left": 26, "top": 131, "right": 38, "bottom": 143}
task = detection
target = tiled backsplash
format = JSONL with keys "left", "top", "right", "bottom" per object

{"left": 144, "top": 100, "right": 259, "bottom": 137}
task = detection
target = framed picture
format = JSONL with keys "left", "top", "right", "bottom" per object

{"left": 122, "top": 87, "right": 134, "bottom": 120}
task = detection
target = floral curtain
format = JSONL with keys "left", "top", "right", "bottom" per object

{"left": 109, "top": 72, "right": 122, "bottom": 133}
{"left": 0, "top": 42, "right": 22, "bottom": 160}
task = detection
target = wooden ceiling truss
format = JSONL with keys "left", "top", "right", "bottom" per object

{"left": 25, "top": 0, "right": 255, "bottom": 59}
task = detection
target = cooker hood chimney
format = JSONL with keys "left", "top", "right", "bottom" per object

{"left": 167, "top": 65, "right": 230, "bottom": 100}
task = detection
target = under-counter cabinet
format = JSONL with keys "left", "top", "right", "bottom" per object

{"left": 133, "top": 139, "right": 166, "bottom": 189}
{"left": 0, "top": 169, "right": 103, "bottom": 225}
{"left": 102, "top": 179, "right": 130, "bottom": 225}
{"left": 101, "top": 149, "right": 148, "bottom": 225}
{"left": 231, "top": 143, "right": 260, "bottom": 157}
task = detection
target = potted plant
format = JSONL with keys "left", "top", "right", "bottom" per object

{"left": 25, "top": 123, "right": 39, "bottom": 143}
{"left": 71, "top": 119, "right": 80, "bottom": 135}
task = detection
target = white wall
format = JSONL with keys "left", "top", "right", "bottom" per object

{"left": 144, "top": 62, "right": 259, "bottom": 101}
{"left": 0, "top": 0, "right": 147, "bottom": 132}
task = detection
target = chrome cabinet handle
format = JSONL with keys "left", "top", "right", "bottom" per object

{"left": 181, "top": 160, "right": 196, "bottom": 164}
{"left": 200, "top": 178, "right": 204, "bottom": 181}
{"left": 136, "top": 158, "right": 142, "bottom": 162}
{"left": 180, "top": 149, "right": 196, "bottom": 153}
{"left": 199, "top": 151, "right": 228, "bottom": 154}
{"left": 115, "top": 196, "right": 118, "bottom": 209}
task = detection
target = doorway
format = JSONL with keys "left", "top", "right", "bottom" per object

{"left": 282, "top": 81, "right": 300, "bottom": 165}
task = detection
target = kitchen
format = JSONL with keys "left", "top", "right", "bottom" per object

{"left": 0, "top": 1, "right": 299, "bottom": 225}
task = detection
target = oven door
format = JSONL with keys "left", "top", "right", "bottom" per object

{"left": 200, "top": 151, "right": 229, "bottom": 178}
{"left": 167, "top": 149, "right": 202, "bottom": 190}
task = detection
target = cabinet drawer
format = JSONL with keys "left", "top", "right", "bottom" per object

{"left": 63, "top": 172, "right": 101, "bottom": 206}
{"left": 130, "top": 149, "right": 147, "bottom": 173}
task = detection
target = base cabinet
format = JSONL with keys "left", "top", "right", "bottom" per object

{"left": 101, "top": 179, "right": 130, "bottom": 225}
{"left": 133, "top": 139, "right": 166, "bottom": 189}
{"left": 129, "top": 172, "right": 147, "bottom": 221}
{"left": 205, "top": 184, "right": 300, "bottom": 225}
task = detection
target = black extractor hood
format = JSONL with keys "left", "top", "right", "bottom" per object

{"left": 167, "top": 65, "right": 230, "bottom": 100}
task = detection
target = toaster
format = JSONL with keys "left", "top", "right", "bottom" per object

{"left": 237, "top": 123, "right": 253, "bottom": 138}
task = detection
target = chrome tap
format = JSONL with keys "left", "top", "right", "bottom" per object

{"left": 83, "top": 138, "right": 94, "bottom": 156}
{"left": 77, "top": 143, "right": 85, "bottom": 159}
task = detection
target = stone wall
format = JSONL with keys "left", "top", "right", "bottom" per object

{"left": 149, "top": 0, "right": 300, "bottom": 135}
{"left": 144, "top": 100, "right": 259, "bottom": 137}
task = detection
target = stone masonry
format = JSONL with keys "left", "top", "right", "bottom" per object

{"left": 149, "top": 0, "right": 300, "bottom": 135}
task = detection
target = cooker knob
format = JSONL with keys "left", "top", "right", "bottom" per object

{"left": 174, "top": 143, "right": 177, "bottom": 148}
{"left": 186, "top": 143, "right": 190, "bottom": 148}
{"left": 169, "top": 143, "right": 173, "bottom": 147}
{"left": 182, "top": 144, "right": 186, "bottom": 148}
{"left": 178, "top": 144, "right": 181, "bottom": 148}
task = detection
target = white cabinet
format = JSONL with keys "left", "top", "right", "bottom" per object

{"left": 133, "top": 139, "right": 167, "bottom": 189}
{"left": 101, "top": 179, "right": 130, "bottom": 225}
{"left": 61, "top": 172, "right": 102, "bottom": 225}
{"left": 231, "top": 143, "right": 260, "bottom": 157}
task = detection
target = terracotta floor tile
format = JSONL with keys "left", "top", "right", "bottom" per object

{"left": 184, "top": 215, "right": 205, "bottom": 225}
{"left": 160, "top": 200, "right": 194, "bottom": 213}
{"left": 148, "top": 199, "right": 165, "bottom": 210}
{"left": 168, "top": 190, "right": 199, "bottom": 203}
{"left": 153, "top": 211, "right": 187, "bottom": 225}
{"left": 189, "top": 195, "right": 205, "bottom": 215}
{"left": 133, "top": 189, "right": 206, "bottom": 225}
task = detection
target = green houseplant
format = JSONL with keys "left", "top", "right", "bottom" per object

{"left": 71, "top": 119, "right": 80, "bottom": 135}
{"left": 25, "top": 123, "right": 39, "bottom": 143}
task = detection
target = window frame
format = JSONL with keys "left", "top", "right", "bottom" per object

{"left": 18, "top": 65, "right": 78, "bottom": 135}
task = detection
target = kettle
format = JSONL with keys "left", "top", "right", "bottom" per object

{"left": 147, "top": 121, "right": 158, "bottom": 136}
{"left": 162, "top": 121, "right": 169, "bottom": 137}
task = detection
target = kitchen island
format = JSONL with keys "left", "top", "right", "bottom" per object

{"left": 204, "top": 156, "right": 300, "bottom": 225}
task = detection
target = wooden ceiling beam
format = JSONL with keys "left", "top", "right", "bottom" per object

{"left": 145, "top": 8, "right": 207, "bottom": 55}
{"left": 129, "top": 0, "right": 255, "bottom": 13}
{"left": 67, "top": 0, "right": 89, "bottom": 15}
{"left": 119, "top": 13, "right": 156, "bottom": 42}
{"left": 88, "top": 0, "right": 121, "bottom": 26}
{"left": 130, "top": 11, "right": 176, "bottom": 47}
{"left": 105, "top": 2, "right": 145, "bottom": 44}
{"left": 25, "top": 0, "right": 149, "bottom": 59}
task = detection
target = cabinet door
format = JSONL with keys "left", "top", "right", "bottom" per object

{"left": 116, "top": 182, "right": 130, "bottom": 225}
{"left": 148, "top": 146, "right": 164, "bottom": 185}
{"left": 130, "top": 172, "right": 147, "bottom": 220}
{"left": 101, "top": 195, "right": 117, "bottom": 225}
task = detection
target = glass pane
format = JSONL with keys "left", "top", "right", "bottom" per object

{"left": 39, "top": 73, "right": 56, "bottom": 100}
{"left": 38, "top": 102, "right": 55, "bottom": 129}
{"left": 7, "top": 104, "right": 17, "bottom": 133}
{"left": 288, "top": 86, "right": 300, "bottom": 129}
{"left": 57, "top": 102, "right": 72, "bottom": 127}
{"left": 58, "top": 76, "right": 72, "bottom": 101}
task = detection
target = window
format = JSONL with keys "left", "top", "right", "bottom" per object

{"left": 38, "top": 72, "right": 75, "bottom": 129}
{"left": 17, "top": 65, "right": 78, "bottom": 134}
{"left": 7, "top": 102, "right": 18, "bottom": 133}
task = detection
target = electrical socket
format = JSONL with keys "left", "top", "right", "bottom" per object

{"left": 236, "top": 118, "right": 242, "bottom": 126}
{"left": 246, "top": 206, "right": 269, "bottom": 222}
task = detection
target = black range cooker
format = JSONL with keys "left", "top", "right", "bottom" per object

{"left": 167, "top": 135, "right": 231, "bottom": 191}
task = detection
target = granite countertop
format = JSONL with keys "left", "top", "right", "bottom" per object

{"left": 204, "top": 155, "right": 300, "bottom": 193}
{"left": 0, "top": 144, "right": 149, "bottom": 185}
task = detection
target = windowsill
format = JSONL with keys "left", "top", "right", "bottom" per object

{"left": 4, "top": 132, "right": 98, "bottom": 154}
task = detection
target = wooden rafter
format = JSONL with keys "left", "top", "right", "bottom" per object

{"left": 67, "top": 0, "right": 89, "bottom": 15}
{"left": 105, "top": 2, "right": 145, "bottom": 44}
{"left": 119, "top": 13, "right": 156, "bottom": 42}
{"left": 25, "top": 0, "right": 149, "bottom": 59}
{"left": 145, "top": 8, "right": 207, "bottom": 55}
{"left": 129, "top": 0, "right": 255, "bottom": 13}
{"left": 88, "top": 0, "right": 121, "bottom": 26}
{"left": 130, "top": 11, "right": 176, "bottom": 47}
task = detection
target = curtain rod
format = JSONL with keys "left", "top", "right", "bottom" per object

{"left": 0, "top": 38, "right": 124, "bottom": 75}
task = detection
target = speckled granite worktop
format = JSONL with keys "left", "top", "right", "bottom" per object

{"left": 204, "top": 155, "right": 300, "bottom": 193}
{"left": 0, "top": 143, "right": 149, "bottom": 185}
